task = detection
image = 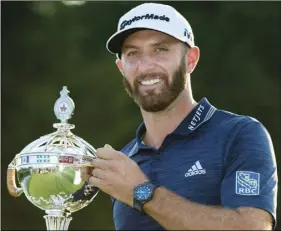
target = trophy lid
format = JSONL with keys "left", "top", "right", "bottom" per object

{"left": 54, "top": 86, "right": 75, "bottom": 125}
{"left": 18, "top": 86, "right": 96, "bottom": 157}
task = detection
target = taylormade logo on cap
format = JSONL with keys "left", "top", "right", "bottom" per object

{"left": 106, "top": 3, "right": 195, "bottom": 56}
{"left": 120, "top": 14, "right": 170, "bottom": 30}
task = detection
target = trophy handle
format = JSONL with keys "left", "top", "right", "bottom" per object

{"left": 7, "top": 159, "right": 23, "bottom": 197}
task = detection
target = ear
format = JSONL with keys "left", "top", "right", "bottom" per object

{"left": 186, "top": 46, "right": 200, "bottom": 74}
{"left": 115, "top": 58, "right": 124, "bottom": 76}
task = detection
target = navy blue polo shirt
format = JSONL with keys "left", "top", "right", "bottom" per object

{"left": 112, "top": 97, "right": 278, "bottom": 230}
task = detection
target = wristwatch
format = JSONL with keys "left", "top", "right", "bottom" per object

{"left": 133, "top": 181, "right": 159, "bottom": 213}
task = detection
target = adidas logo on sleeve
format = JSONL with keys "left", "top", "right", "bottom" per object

{"left": 185, "top": 161, "right": 206, "bottom": 177}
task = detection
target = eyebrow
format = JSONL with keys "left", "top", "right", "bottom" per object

{"left": 151, "top": 40, "right": 172, "bottom": 47}
{"left": 122, "top": 40, "right": 173, "bottom": 51}
{"left": 122, "top": 44, "right": 139, "bottom": 50}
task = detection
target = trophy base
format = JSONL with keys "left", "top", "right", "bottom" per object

{"left": 44, "top": 210, "right": 73, "bottom": 230}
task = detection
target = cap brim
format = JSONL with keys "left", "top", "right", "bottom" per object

{"left": 106, "top": 26, "right": 193, "bottom": 57}
{"left": 106, "top": 28, "right": 147, "bottom": 55}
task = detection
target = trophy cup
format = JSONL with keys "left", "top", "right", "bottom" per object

{"left": 7, "top": 86, "right": 99, "bottom": 230}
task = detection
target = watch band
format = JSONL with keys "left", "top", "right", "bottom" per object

{"left": 133, "top": 197, "right": 145, "bottom": 214}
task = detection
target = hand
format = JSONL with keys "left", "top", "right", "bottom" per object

{"left": 80, "top": 144, "right": 149, "bottom": 207}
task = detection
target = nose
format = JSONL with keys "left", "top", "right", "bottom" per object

{"left": 136, "top": 56, "right": 156, "bottom": 73}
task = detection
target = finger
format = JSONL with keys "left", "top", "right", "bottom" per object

{"left": 91, "top": 158, "right": 110, "bottom": 170}
{"left": 80, "top": 166, "right": 93, "bottom": 175}
{"left": 80, "top": 166, "right": 93, "bottom": 182}
{"left": 96, "top": 147, "right": 123, "bottom": 160}
{"left": 89, "top": 175, "right": 102, "bottom": 188}
{"left": 92, "top": 168, "right": 108, "bottom": 180}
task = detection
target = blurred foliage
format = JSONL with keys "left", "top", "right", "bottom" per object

{"left": 1, "top": 1, "right": 280, "bottom": 230}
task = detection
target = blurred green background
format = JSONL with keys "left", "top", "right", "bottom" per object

{"left": 1, "top": 1, "right": 280, "bottom": 230}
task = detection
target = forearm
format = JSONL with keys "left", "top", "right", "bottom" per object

{"left": 143, "top": 187, "right": 255, "bottom": 230}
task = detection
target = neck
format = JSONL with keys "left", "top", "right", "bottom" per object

{"left": 140, "top": 89, "right": 197, "bottom": 149}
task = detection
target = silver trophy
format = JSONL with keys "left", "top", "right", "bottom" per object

{"left": 7, "top": 86, "right": 99, "bottom": 230}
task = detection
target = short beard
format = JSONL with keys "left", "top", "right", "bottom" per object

{"left": 123, "top": 56, "right": 187, "bottom": 112}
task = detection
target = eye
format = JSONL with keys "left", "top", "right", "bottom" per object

{"left": 155, "top": 47, "right": 168, "bottom": 53}
{"left": 127, "top": 50, "right": 138, "bottom": 57}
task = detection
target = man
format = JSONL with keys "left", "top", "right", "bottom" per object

{"left": 81, "top": 3, "right": 278, "bottom": 230}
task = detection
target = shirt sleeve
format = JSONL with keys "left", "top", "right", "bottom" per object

{"left": 221, "top": 118, "right": 278, "bottom": 229}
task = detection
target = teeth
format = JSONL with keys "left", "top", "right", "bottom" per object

{"left": 141, "top": 79, "right": 161, "bottom": 85}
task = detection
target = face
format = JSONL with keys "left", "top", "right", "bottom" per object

{"left": 116, "top": 30, "right": 198, "bottom": 112}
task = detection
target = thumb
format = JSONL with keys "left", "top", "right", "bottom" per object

{"left": 104, "top": 144, "right": 113, "bottom": 149}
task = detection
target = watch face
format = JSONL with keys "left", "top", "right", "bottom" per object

{"left": 134, "top": 184, "right": 153, "bottom": 201}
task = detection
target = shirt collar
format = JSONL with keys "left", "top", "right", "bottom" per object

{"left": 129, "top": 97, "right": 216, "bottom": 157}
{"left": 172, "top": 97, "right": 216, "bottom": 135}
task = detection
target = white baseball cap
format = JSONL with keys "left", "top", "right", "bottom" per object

{"left": 106, "top": 3, "right": 195, "bottom": 58}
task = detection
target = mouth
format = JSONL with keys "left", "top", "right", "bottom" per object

{"left": 139, "top": 78, "right": 162, "bottom": 86}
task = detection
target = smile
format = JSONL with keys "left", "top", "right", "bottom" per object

{"left": 140, "top": 79, "right": 162, "bottom": 86}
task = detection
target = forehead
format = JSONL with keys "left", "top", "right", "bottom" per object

{"left": 122, "top": 29, "right": 180, "bottom": 47}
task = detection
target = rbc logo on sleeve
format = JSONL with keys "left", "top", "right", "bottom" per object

{"left": 236, "top": 171, "right": 260, "bottom": 195}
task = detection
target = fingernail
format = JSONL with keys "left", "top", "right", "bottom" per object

{"left": 104, "top": 144, "right": 112, "bottom": 149}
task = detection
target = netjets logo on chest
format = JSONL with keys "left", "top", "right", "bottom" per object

{"left": 185, "top": 161, "right": 206, "bottom": 177}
